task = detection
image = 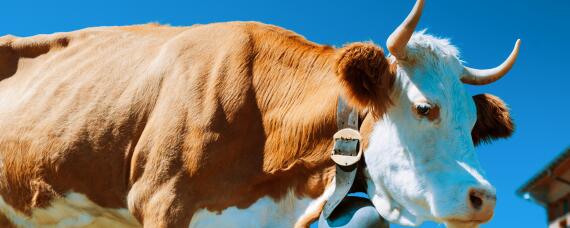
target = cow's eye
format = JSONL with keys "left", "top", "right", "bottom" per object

{"left": 415, "top": 104, "right": 432, "bottom": 116}
{"left": 413, "top": 103, "right": 440, "bottom": 121}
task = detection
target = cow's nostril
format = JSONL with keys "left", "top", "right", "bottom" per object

{"left": 465, "top": 188, "right": 496, "bottom": 222}
{"left": 469, "top": 192, "right": 483, "bottom": 210}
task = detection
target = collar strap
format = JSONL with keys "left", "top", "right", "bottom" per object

{"left": 323, "top": 96, "right": 363, "bottom": 218}
{"left": 336, "top": 96, "right": 359, "bottom": 129}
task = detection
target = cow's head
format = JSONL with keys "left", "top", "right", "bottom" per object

{"left": 334, "top": 0, "right": 518, "bottom": 227}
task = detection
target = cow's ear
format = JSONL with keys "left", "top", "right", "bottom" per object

{"left": 335, "top": 42, "right": 395, "bottom": 116}
{"left": 472, "top": 94, "right": 514, "bottom": 146}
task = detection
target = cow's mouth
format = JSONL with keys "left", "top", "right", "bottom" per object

{"left": 445, "top": 221, "right": 481, "bottom": 228}
{"left": 443, "top": 216, "right": 493, "bottom": 228}
{"left": 439, "top": 210, "right": 493, "bottom": 227}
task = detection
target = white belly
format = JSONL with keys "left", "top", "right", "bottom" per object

{"left": 189, "top": 190, "right": 326, "bottom": 228}
{"left": 0, "top": 187, "right": 332, "bottom": 228}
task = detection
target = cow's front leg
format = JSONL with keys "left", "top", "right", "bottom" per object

{"left": 128, "top": 174, "right": 196, "bottom": 228}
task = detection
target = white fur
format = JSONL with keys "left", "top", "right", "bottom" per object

{"left": 189, "top": 186, "right": 334, "bottom": 228}
{"left": 0, "top": 192, "right": 140, "bottom": 228}
{"left": 0, "top": 186, "right": 335, "bottom": 228}
{"left": 364, "top": 32, "right": 495, "bottom": 226}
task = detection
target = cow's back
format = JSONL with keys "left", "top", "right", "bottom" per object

{"left": 0, "top": 24, "right": 180, "bottom": 211}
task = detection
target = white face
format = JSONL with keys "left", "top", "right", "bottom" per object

{"left": 364, "top": 35, "right": 496, "bottom": 227}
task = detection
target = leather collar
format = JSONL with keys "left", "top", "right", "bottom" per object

{"left": 322, "top": 97, "right": 364, "bottom": 218}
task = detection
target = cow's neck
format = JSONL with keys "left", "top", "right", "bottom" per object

{"left": 195, "top": 31, "right": 382, "bottom": 224}
{"left": 244, "top": 38, "right": 363, "bottom": 223}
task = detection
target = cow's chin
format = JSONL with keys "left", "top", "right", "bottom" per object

{"left": 364, "top": 178, "right": 483, "bottom": 228}
{"left": 365, "top": 178, "right": 426, "bottom": 227}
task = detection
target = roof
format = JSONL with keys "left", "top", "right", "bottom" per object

{"left": 517, "top": 146, "right": 570, "bottom": 203}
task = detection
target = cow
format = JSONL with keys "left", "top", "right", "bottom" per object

{"left": 0, "top": 0, "right": 518, "bottom": 227}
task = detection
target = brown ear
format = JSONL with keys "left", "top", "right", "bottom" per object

{"left": 472, "top": 94, "right": 514, "bottom": 146}
{"left": 335, "top": 42, "right": 395, "bottom": 116}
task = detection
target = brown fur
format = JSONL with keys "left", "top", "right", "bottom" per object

{"left": 472, "top": 94, "right": 514, "bottom": 146}
{"left": 0, "top": 22, "right": 394, "bottom": 227}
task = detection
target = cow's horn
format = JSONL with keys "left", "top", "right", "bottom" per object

{"left": 386, "top": 0, "right": 424, "bottom": 60}
{"left": 461, "top": 39, "right": 521, "bottom": 85}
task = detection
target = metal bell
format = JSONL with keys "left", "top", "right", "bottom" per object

{"left": 318, "top": 196, "right": 389, "bottom": 228}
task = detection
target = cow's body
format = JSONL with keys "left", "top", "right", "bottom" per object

{"left": 0, "top": 22, "right": 347, "bottom": 227}
{"left": 0, "top": 1, "right": 521, "bottom": 226}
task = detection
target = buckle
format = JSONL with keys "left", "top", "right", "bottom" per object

{"left": 331, "top": 128, "right": 362, "bottom": 166}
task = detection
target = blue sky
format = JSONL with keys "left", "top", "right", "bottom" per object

{"left": 2, "top": 0, "right": 568, "bottom": 227}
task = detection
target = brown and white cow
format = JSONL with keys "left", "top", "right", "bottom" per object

{"left": 0, "top": 0, "right": 518, "bottom": 227}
